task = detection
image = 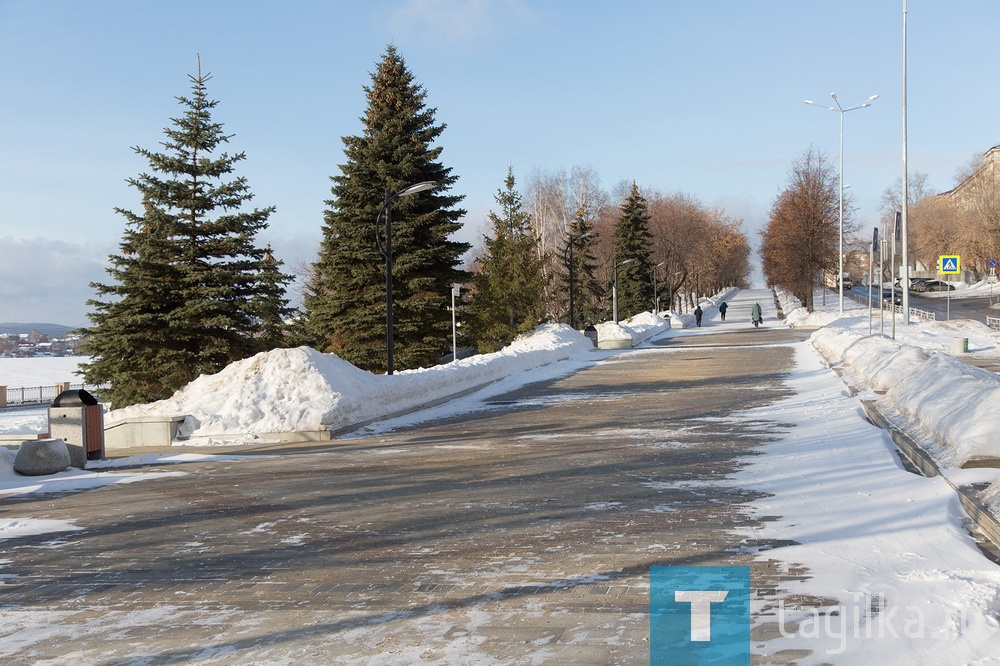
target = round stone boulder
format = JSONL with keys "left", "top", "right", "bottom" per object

{"left": 14, "top": 438, "right": 71, "bottom": 476}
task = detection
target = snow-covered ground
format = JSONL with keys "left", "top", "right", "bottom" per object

{"left": 0, "top": 355, "right": 86, "bottom": 388}
{"left": 3, "top": 286, "right": 1000, "bottom": 661}
{"left": 776, "top": 286, "right": 1000, "bottom": 515}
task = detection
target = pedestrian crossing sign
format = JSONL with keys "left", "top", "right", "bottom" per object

{"left": 939, "top": 255, "right": 961, "bottom": 275}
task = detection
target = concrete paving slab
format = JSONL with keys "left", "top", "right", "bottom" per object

{"left": 0, "top": 322, "right": 819, "bottom": 664}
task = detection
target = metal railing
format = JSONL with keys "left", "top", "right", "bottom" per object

{"left": 3, "top": 383, "right": 106, "bottom": 407}
{"left": 846, "top": 290, "right": 936, "bottom": 322}
{"left": 988, "top": 316, "right": 1000, "bottom": 331}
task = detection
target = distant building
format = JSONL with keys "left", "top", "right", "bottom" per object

{"left": 943, "top": 145, "right": 1000, "bottom": 208}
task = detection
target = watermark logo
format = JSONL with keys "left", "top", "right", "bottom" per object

{"left": 650, "top": 566, "right": 750, "bottom": 665}
{"left": 774, "top": 592, "right": 969, "bottom": 655}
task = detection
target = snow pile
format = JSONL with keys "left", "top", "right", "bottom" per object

{"left": 983, "top": 480, "right": 1000, "bottom": 515}
{"left": 595, "top": 321, "right": 632, "bottom": 341}
{"left": 620, "top": 311, "right": 670, "bottom": 340}
{"left": 596, "top": 311, "right": 671, "bottom": 344}
{"left": 775, "top": 283, "right": 1000, "bottom": 506}
{"left": 108, "top": 323, "right": 596, "bottom": 439}
{"left": 811, "top": 323, "right": 1000, "bottom": 466}
{"left": 774, "top": 285, "right": 846, "bottom": 329}
{"left": 667, "top": 311, "right": 688, "bottom": 328}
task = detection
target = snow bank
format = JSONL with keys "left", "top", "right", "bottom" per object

{"left": 774, "top": 285, "right": 846, "bottom": 329}
{"left": 595, "top": 321, "right": 632, "bottom": 341}
{"left": 772, "top": 283, "right": 1000, "bottom": 468}
{"left": 108, "top": 323, "right": 595, "bottom": 440}
{"left": 983, "top": 479, "right": 1000, "bottom": 515}
{"left": 811, "top": 324, "right": 1000, "bottom": 466}
{"left": 596, "top": 311, "right": 671, "bottom": 344}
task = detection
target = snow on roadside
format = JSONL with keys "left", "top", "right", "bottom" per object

{"left": 807, "top": 318, "right": 1000, "bottom": 467}
{"left": 596, "top": 311, "right": 672, "bottom": 344}
{"left": 0, "top": 446, "right": 188, "bottom": 498}
{"left": 731, "top": 343, "right": 1000, "bottom": 663}
{"left": 108, "top": 323, "right": 597, "bottom": 440}
{"left": 111, "top": 305, "right": 687, "bottom": 442}
{"left": 776, "top": 285, "right": 1000, "bottom": 523}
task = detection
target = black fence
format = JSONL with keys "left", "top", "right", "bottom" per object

{"left": 3, "top": 383, "right": 107, "bottom": 407}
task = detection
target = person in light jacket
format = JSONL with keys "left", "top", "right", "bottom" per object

{"left": 751, "top": 302, "right": 763, "bottom": 328}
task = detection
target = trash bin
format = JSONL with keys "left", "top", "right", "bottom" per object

{"left": 583, "top": 325, "right": 598, "bottom": 348}
{"left": 952, "top": 337, "right": 969, "bottom": 354}
{"left": 49, "top": 389, "right": 104, "bottom": 464}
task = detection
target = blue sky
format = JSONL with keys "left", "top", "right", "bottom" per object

{"left": 2, "top": 0, "right": 997, "bottom": 325}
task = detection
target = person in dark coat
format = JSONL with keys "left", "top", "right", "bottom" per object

{"left": 751, "top": 302, "right": 763, "bottom": 328}
{"left": 694, "top": 304, "right": 703, "bottom": 327}
{"left": 719, "top": 301, "right": 728, "bottom": 321}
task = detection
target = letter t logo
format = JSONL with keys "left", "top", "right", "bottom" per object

{"left": 674, "top": 590, "right": 729, "bottom": 641}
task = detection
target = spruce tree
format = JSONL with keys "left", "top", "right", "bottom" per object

{"left": 467, "top": 167, "right": 548, "bottom": 353}
{"left": 254, "top": 245, "right": 295, "bottom": 350}
{"left": 81, "top": 62, "right": 292, "bottom": 408}
{"left": 612, "top": 183, "right": 655, "bottom": 320}
{"left": 305, "top": 45, "right": 468, "bottom": 372}
{"left": 561, "top": 203, "right": 604, "bottom": 328}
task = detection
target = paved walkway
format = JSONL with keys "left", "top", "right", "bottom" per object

{"left": 1, "top": 290, "right": 819, "bottom": 664}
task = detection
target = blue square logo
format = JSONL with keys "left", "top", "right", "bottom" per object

{"left": 650, "top": 566, "right": 750, "bottom": 665}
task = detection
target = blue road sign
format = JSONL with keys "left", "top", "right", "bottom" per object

{"left": 939, "top": 255, "right": 961, "bottom": 275}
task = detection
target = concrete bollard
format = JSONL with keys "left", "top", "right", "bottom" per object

{"left": 14, "top": 438, "right": 71, "bottom": 475}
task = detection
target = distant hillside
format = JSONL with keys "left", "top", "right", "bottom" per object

{"left": 0, "top": 323, "right": 77, "bottom": 338}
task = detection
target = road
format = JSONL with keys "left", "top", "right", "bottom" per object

{"left": 850, "top": 285, "right": 998, "bottom": 323}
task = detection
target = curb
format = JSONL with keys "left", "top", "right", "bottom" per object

{"left": 860, "top": 399, "right": 1000, "bottom": 553}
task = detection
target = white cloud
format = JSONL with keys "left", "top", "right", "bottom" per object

{"left": 387, "top": 0, "right": 538, "bottom": 46}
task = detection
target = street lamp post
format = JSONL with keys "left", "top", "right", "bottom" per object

{"left": 805, "top": 92, "right": 878, "bottom": 314}
{"left": 564, "top": 231, "right": 596, "bottom": 330}
{"left": 451, "top": 283, "right": 460, "bottom": 363}
{"left": 651, "top": 261, "right": 666, "bottom": 313}
{"left": 376, "top": 180, "right": 436, "bottom": 375}
{"left": 613, "top": 258, "right": 636, "bottom": 324}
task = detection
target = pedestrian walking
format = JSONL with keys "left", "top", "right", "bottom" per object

{"left": 751, "top": 302, "right": 763, "bottom": 328}
{"left": 694, "top": 304, "right": 703, "bottom": 327}
{"left": 719, "top": 301, "right": 728, "bottom": 321}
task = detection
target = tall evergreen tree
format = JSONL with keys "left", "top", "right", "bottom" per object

{"left": 305, "top": 45, "right": 468, "bottom": 372}
{"left": 467, "top": 167, "right": 548, "bottom": 352}
{"left": 612, "top": 183, "right": 655, "bottom": 319}
{"left": 81, "top": 62, "right": 292, "bottom": 408}
{"left": 561, "top": 203, "right": 604, "bottom": 328}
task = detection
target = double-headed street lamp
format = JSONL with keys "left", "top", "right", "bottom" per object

{"left": 376, "top": 180, "right": 436, "bottom": 375}
{"left": 613, "top": 258, "right": 636, "bottom": 324}
{"left": 805, "top": 92, "right": 878, "bottom": 315}
{"left": 564, "top": 231, "right": 595, "bottom": 330}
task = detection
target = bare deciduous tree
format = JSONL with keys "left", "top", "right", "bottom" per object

{"left": 760, "top": 148, "right": 840, "bottom": 310}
